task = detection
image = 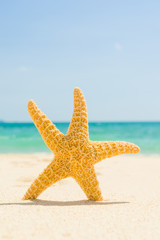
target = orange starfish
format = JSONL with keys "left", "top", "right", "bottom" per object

{"left": 23, "top": 88, "right": 140, "bottom": 201}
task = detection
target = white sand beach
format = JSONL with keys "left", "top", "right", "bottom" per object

{"left": 0, "top": 154, "right": 160, "bottom": 240}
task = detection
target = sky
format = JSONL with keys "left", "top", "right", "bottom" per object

{"left": 0, "top": 0, "right": 160, "bottom": 122}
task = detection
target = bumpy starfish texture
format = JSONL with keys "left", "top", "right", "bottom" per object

{"left": 23, "top": 88, "right": 140, "bottom": 201}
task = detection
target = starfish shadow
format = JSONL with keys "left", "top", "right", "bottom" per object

{"left": 0, "top": 199, "right": 129, "bottom": 206}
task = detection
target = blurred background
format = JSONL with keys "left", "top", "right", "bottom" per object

{"left": 0, "top": 0, "right": 160, "bottom": 153}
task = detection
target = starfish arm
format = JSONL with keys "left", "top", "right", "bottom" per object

{"left": 91, "top": 141, "right": 140, "bottom": 164}
{"left": 23, "top": 158, "right": 67, "bottom": 200}
{"left": 73, "top": 165, "right": 103, "bottom": 201}
{"left": 28, "top": 100, "right": 63, "bottom": 152}
{"left": 67, "top": 88, "right": 89, "bottom": 139}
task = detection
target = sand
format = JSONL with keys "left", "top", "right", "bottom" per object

{"left": 0, "top": 154, "right": 160, "bottom": 240}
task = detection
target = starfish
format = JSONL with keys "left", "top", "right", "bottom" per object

{"left": 23, "top": 88, "right": 140, "bottom": 201}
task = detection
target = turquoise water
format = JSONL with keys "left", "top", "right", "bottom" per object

{"left": 0, "top": 122, "right": 160, "bottom": 154}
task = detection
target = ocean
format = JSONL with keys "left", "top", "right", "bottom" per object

{"left": 0, "top": 122, "right": 160, "bottom": 154}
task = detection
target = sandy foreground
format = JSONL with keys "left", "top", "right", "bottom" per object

{"left": 0, "top": 154, "right": 160, "bottom": 240}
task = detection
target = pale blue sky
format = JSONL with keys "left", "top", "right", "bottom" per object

{"left": 0, "top": 0, "right": 160, "bottom": 122}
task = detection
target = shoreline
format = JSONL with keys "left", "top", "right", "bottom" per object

{"left": 0, "top": 152, "right": 160, "bottom": 156}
